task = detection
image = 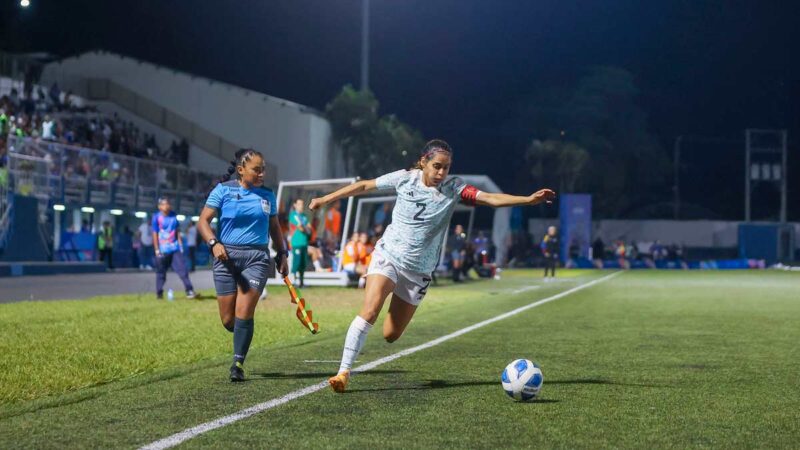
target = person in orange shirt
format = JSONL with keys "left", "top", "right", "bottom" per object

{"left": 342, "top": 232, "right": 364, "bottom": 276}
{"left": 324, "top": 201, "right": 342, "bottom": 243}
{"left": 358, "top": 232, "right": 373, "bottom": 267}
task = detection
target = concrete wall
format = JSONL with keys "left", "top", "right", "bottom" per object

{"left": 40, "top": 51, "right": 338, "bottom": 182}
{"left": 529, "top": 218, "right": 800, "bottom": 249}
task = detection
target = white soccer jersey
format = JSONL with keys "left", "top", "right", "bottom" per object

{"left": 374, "top": 169, "right": 478, "bottom": 274}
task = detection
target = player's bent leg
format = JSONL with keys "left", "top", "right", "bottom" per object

{"left": 216, "top": 293, "right": 237, "bottom": 332}
{"left": 330, "top": 273, "right": 396, "bottom": 393}
{"left": 383, "top": 294, "right": 418, "bottom": 343}
{"left": 358, "top": 274, "right": 396, "bottom": 324}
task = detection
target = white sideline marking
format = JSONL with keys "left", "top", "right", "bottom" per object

{"left": 511, "top": 285, "right": 541, "bottom": 294}
{"left": 140, "top": 271, "right": 622, "bottom": 450}
{"left": 303, "top": 360, "right": 359, "bottom": 363}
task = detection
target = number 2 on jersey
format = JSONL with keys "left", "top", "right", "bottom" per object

{"left": 413, "top": 202, "right": 426, "bottom": 221}
{"left": 419, "top": 277, "right": 432, "bottom": 296}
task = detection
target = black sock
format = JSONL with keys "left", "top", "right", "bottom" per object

{"left": 224, "top": 322, "right": 235, "bottom": 333}
{"left": 233, "top": 318, "right": 254, "bottom": 364}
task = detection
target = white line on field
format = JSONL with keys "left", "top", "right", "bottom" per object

{"left": 140, "top": 271, "right": 622, "bottom": 450}
{"left": 511, "top": 285, "right": 541, "bottom": 294}
{"left": 303, "top": 360, "right": 359, "bottom": 363}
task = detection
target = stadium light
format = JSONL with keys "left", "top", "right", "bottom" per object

{"left": 191, "top": 216, "right": 200, "bottom": 222}
{"left": 20, "top": 0, "right": 30, "bottom": 8}
{"left": 134, "top": 211, "right": 148, "bottom": 219}
{"left": 361, "top": 0, "right": 370, "bottom": 90}
{"left": 52, "top": 204, "right": 66, "bottom": 211}
{"left": 81, "top": 206, "right": 95, "bottom": 213}
{"left": 176, "top": 214, "right": 186, "bottom": 221}
{"left": 110, "top": 209, "right": 124, "bottom": 216}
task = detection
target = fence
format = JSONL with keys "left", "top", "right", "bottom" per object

{"left": 5, "top": 136, "right": 216, "bottom": 214}
{"left": 0, "top": 165, "right": 10, "bottom": 249}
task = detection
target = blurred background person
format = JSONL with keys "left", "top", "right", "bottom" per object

{"left": 186, "top": 220, "right": 198, "bottom": 272}
{"left": 448, "top": 224, "right": 466, "bottom": 282}
{"left": 592, "top": 236, "right": 605, "bottom": 269}
{"left": 289, "top": 198, "right": 310, "bottom": 287}
{"left": 152, "top": 197, "right": 195, "bottom": 299}
{"left": 138, "top": 218, "right": 154, "bottom": 270}
{"left": 541, "top": 226, "right": 558, "bottom": 281}
{"left": 97, "top": 220, "right": 114, "bottom": 270}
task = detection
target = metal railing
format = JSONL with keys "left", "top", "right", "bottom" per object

{"left": 5, "top": 136, "right": 217, "bottom": 214}
{"left": 0, "top": 166, "right": 11, "bottom": 249}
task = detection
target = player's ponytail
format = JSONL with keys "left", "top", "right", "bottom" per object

{"left": 414, "top": 139, "right": 452, "bottom": 170}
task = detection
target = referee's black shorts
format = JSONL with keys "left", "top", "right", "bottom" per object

{"left": 213, "top": 244, "right": 272, "bottom": 296}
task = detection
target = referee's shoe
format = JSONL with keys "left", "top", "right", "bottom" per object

{"left": 230, "top": 361, "right": 245, "bottom": 382}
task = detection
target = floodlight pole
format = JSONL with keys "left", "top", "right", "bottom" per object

{"left": 360, "top": 0, "right": 370, "bottom": 91}
{"left": 673, "top": 135, "right": 682, "bottom": 220}
{"left": 745, "top": 130, "right": 751, "bottom": 222}
{"left": 780, "top": 130, "right": 787, "bottom": 224}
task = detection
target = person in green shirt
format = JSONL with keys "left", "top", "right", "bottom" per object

{"left": 97, "top": 221, "right": 115, "bottom": 270}
{"left": 288, "top": 198, "right": 310, "bottom": 287}
{"left": 0, "top": 110, "right": 8, "bottom": 135}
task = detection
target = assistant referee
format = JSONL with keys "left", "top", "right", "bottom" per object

{"left": 197, "top": 148, "right": 289, "bottom": 382}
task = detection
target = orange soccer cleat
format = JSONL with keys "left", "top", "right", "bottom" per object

{"left": 328, "top": 370, "right": 350, "bottom": 393}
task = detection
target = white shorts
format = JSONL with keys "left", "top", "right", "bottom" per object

{"left": 367, "top": 248, "right": 432, "bottom": 306}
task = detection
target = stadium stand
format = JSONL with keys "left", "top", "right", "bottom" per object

{"left": 0, "top": 50, "right": 344, "bottom": 274}
{"left": 38, "top": 50, "right": 343, "bottom": 182}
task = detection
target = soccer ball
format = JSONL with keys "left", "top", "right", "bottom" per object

{"left": 501, "top": 359, "right": 543, "bottom": 401}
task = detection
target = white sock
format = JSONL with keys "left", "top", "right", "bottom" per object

{"left": 313, "top": 260, "right": 322, "bottom": 271}
{"left": 338, "top": 315, "right": 372, "bottom": 373}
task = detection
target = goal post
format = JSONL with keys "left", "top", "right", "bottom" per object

{"left": 269, "top": 178, "right": 357, "bottom": 286}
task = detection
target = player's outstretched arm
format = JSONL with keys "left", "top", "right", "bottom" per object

{"left": 475, "top": 189, "right": 556, "bottom": 208}
{"left": 308, "top": 179, "right": 378, "bottom": 211}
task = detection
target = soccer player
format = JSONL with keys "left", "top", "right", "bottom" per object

{"left": 308, "top": 139, "right": 556, "bottom": 392}
{"left": 541, "top": 226, "right": 559, "bottom": 281}
{"left": 288, "top": 198, "right": 310, "bottom": 287}
{"left": 152, "top": 197, "right": 196, "bottom": 299}
{"left": 197, "top": 148, "right": 289, "bottom": 382}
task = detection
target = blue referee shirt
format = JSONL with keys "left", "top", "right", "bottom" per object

{"left": 205, "top": 180, "right": 277, "bottom": 246}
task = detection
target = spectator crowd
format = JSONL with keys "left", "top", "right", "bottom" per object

{"left": 1, "top": 82, "right": 191, "bottom": 170}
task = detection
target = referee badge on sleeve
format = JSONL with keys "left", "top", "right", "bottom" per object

{"left": 261, "top": 199, "right": 271, "bottom": 215}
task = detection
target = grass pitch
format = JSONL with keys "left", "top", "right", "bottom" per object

{"left": 1, "top": 269, "right": 798, "bottom": 448}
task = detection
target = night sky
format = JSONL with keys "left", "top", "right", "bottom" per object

{"left": 2, "top": 0, "right": 798, "bottom": 198}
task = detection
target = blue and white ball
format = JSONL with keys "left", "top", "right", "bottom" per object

{"left": 501, "top": 359, "right": 543, "bottom": 401}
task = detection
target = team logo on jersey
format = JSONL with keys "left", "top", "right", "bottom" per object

{"left": 261, "top": 199, "right": 271, "bottom": 215}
